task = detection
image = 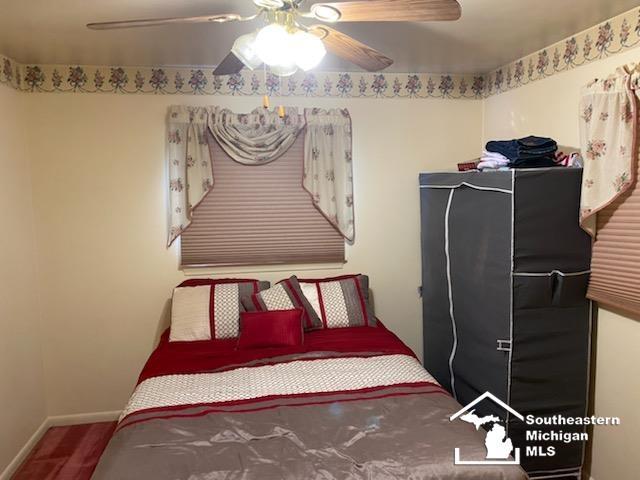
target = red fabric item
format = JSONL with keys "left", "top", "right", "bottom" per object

{"left": 237, "top": 309, "right": 304, "bottom": 349}
{"left": 138, "top": 320, "right": 414, "bottom": 385}
{"left": 119, "top": 321, "right": 445, "bottom": 431}
{"left": 243, "top": 276, "right": 321, "bottom": 330}
{"left": 457, "top": 161, "right": 479, "bottom": 171}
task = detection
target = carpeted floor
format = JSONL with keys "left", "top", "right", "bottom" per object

{"left": 11, "top": 421, "right": 116, "bottom": 480}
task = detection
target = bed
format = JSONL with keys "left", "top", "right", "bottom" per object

{"left": 92, "top": 322, "right": 527, "bottom": 479}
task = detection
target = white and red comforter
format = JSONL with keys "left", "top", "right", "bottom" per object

{"left": 93, "top": 324, "right": 527, "bottom": 480}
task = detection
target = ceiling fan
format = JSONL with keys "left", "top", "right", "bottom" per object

{"left": 87, "top": 0, "right": 461, "bottom": 77}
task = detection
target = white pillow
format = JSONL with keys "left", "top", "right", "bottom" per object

{"left": 169, "top": 285, "right": 211, "bottom": 342}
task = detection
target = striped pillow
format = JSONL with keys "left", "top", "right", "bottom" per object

{"left": 298, "top": 275, "right": 376, "bottom": 329}
{"left": 241, "top": 276, "right": 323, "bottom": 331}
{"left": 170, "top": 279, "right": 270, "bottom": 342}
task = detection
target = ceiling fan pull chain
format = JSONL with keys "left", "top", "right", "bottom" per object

{"left": 278, "top": 105, "right": 286, "bottom": 118}
{"left": 262, "top": 64, "right": 270, "bottom": 109}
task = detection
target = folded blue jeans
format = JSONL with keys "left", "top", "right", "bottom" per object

{"left": 486, "top": 135, "right": 557, "bottom": 161}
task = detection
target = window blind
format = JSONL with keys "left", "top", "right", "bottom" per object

{"left": 180, "top": 131, "right": 345, "bottom": 268}
{"left": 588, "top": 156, "right": 640, "bottom": 315}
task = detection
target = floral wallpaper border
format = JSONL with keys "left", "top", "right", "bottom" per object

{"left": 0, "top": 55, "right": 484, "bottom": 99}
{"left": 2, "top": 6, "right": 640, "bottom": 99}
{"left": 485, "top": 6, "right": 640, "bottom": 96}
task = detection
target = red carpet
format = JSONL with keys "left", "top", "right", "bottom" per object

{"left": 12, "top": 422, "right": 116, "bottom": 480}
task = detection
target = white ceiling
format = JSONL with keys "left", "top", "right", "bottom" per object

{"left": 1, "top": 0, "right": 639, "bottom": 73}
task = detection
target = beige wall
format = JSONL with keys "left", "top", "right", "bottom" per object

{"left": 23, "top": 93, "right": 483, "bottom": 416}
{"left": 7, "top": 45, "right": 638, "bottom": 480}
{"left": 0, "top": 85, "right": 46, "bottom": 471}
{"left": 483, "top": 49, "right": 640, "bottom": 480}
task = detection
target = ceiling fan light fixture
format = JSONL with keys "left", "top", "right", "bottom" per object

{"left": 292, "top": 30, "right": 326, "bottom": 71}
{"left": 269, "top": 62, "right": 298, "bottom": 77}
{"left": 310, "top": 4, "right": 341, "bottom": 23}
{"left": 231, "top": 31, "right": 263, "bottom": 70}
{"left": 253, "top": 0, "right": 286, "bottom": 9}
{"left": 255, "top": 24, "right": 294, "bottom": 66}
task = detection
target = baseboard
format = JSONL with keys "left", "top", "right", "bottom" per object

{"left": 0, "top": 410, "right": 121, "bottom": 480}
{"left": 47, "top": 410, "right": 121, "bottom": 427}
{"left": 0, "top": 418, "right": 49, "bottom": 480}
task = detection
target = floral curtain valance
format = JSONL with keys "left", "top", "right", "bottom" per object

{"left": 166, "top": 105, "right": 354, "bottom": 247}
{"left": 304, "top": 108, "right": 355, "bottom": 241}
{"left": 208, "top": 107, "right": 304, "bottom": 165}
{"left": 167, "top": 106, "right": 214, "bottom": 246}
{"left": 579, "top": 68, "right": 637, "bottom": 236}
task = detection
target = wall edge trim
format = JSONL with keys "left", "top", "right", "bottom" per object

{"left": 0, "top": 417, "right": 48, "bottom": 480}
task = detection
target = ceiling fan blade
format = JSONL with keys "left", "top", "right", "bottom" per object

{"left": 87, "top": 13, "right": 243, "bottom": 30}
{"left": 213, "top": 52, "right": 246, "bottom": 76}
{"left": 311, "top": 0, "right": 461, "bottom": 22}
{"left": 310, "top": 25, "right": 393, "bottom": 72}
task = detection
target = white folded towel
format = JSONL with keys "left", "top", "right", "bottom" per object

{"left": 478, "top": 150, "right": 510, "bottom": 170}
{"left": 481, "top": 150, "right": 510, "bottom": 163}
{"left": 477, "top": 160, "right": 510, "bottom": 170}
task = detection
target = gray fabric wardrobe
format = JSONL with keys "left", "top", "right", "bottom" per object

{"left": 419, "top": 168, "right": 592, "bottom": 479}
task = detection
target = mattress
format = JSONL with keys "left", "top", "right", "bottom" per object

{"left": 92, "top": 323, "right": 528, "bottom": 479}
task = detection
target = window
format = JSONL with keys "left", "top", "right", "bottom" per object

{"left": 588, "top": 155, "right": 640, "bottom": 315}
{"left": 180, "top": 132, "right": 345, "bottom": 268}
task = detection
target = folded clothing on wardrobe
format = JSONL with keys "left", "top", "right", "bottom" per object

{"left": 481, "top": 150, "right": 510, "bottom": 162}
{"left": 477, "top": 150, "right": 510, "bottom": 170}
{"left": 486, "top": 135, "right": 558, "bottom": 168}
{"left": 477, "top": 160, "right": 509, "bottom": 170}
{"left": 554, "top": 150, "right": 583, "bottom": 167}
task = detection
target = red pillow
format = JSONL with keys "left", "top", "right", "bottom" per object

{"left": 237, "top": 309, "right": 304, "bottom": 349}
{"left": 241, "top": 276, "right": 322, "bottom": 331}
